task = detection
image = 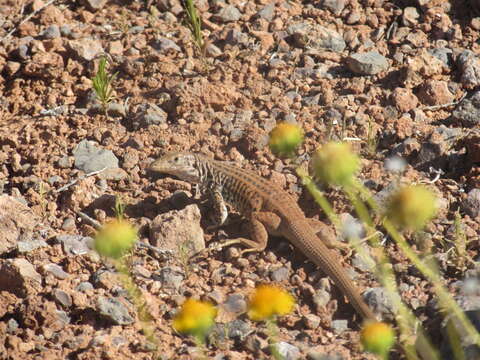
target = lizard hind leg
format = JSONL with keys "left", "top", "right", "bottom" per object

{"left": 307, "top": 218, "right": 350, "bottom": 251}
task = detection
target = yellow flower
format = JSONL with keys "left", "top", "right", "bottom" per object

{"left": 247, "top": 285, "right": 295, "bottom": 321}
{"left": 386, "top": 185, "right": 437, "bottom": 230}
{"left": 309, "top": 142, "right": 360, "bottom": 187}
{"left": 269, "top": 122, "right": 304, "bottom": 158}
{"left": 94, "top": 219, "right": 137, "bottom": 259}
{"left": 173, "top": 299, "right": 217, "bottom": 338}
{"left": 361, "top": 321, "right": 395, "bottom": 356}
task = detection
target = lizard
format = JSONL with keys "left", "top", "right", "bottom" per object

{"left": 149, "top": 151, "right": 376, "bottom": 321}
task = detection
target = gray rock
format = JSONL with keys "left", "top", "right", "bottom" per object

{"left": 55, "top": 234, "right": 92, "bottom": 255}
{"left": 216, "top": 5, "right": 242, "bottom": 23}
{"left": 452, "top": 91, "right": 480, "bottom": 127}
{"left": 320, "top": 0, "right": 345, "bottom": 15}
{"left": 462, "top": 188, "right": 480, "bottom": 218}
{"left": 56, "top": 310, "right": 71, "bottom": 325}
{"left": 351, "top": 253, "right": 374, "bottom": 272}
{"left": 205, "top": 43, "right": 222, "bottom": 57}
{"left": 43, "top": 263, "right": 69, "bottom": 280}
{"left": 40, "top": 25, "right": 61, "bottom": 39}
{"left": 346, "top": 51, "right": 389, "bottom": 75}
{"left": 57, "top": 155, "right": 73, "bottom": 168}
{"left": 364, "top": 287, "right": 394, "bottom": 315}
{"left": 47, "top": 175, "right": 62, "bottom": 185}
{"left": 428, "top": 47, "right": 453, "bottom": 68}
{"left": 153, "top": 266, "right": 184, "bottom": 290}
{"left": 17, "top": 238, "right": 47, "bottom": 253}
{"left": 288, "top": 23, "right": 346, "bottom": 52}
{"left": 7, "top": 318, "right": 19, "bottom": 333}
{"left": 226, "top": 319, "right": 252, "bottom": 340}
{"left": 331, "top": 319, "right": 349, "bottom": 334}
{"left": 73, "top": 139, "right": 119, "bottom": 173}
{"left": 207, "top": 289, "right": 225, "bottom": 304}
{"left": 222, "top": 293, "right": 247, "bottom": 314}
{"left": 402, "top": 7, "right": 420, "bottom": 27}
{"left": 150, "top": 204, "right": 205, "bottom": 255}
{"left": 228, "top": 110, "right": 253, "bottom": 142}
{"left": 152, "top": 37, "right": 181, "bottom": 52}
{"left": 53, "top": 289, "right": 72, "bottom": 307}
{"left": 339, "top": 213, "right": 365, "bottom": 241}
{"left": 61, "top": 217, "right": 76, "bottom": 231}
{"left": 81, "top": 0, "right": 107, "bottom": 11}
{"left": 106, "top": 102, "right": 126, "bottom": 117}
{"left": 15, "top": 44, "right": 30, "bottom": 61}
{"left": 210, "top": 320, "right": 253, "bottom": 343}
{"left": 302, "top": 93, "right": 321, "bottom": 106}
{"left": 257, "top": 2, "right": 275, "bottom": 21}
{"left": 67, "top": 38, "right": 104, "bottom": 61}
{"left": 97, "top": 297, "right": 134, "bottom": 325}
{"left": 303, "top": 314, "right": 321, "bottom": 329}
{"left": 312, "top": 288, "right": 331, "bottom": 311}
{"left": 457, "top": 51, "right": 480, "bottom": 89}
{"left": 76, "top": 281, "right": 94, "bottom": 292}
{"left": 130, "top": 103, "right": 167, "bottom": 130}
{"left": 60, "top": 25, "right": 71, "bottom": 37}
{"left": 270, "top": 266, "right": 290, "bottom": 282}
{"left": 271, "top": 342, "right": 300, "bottom": 360}
{"left": 226, "top": 29, "right": 249, "bottom": 46}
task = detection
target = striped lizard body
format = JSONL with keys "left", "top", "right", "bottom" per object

{"left": 150, "top": 152, "right": 376, "bottom": 320}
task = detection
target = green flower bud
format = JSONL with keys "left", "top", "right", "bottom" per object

{"left": 94, "top": 219, "right": 137, "bottom": 259}
{"left": 309, "top": 142, "right": 360, "bottom": 187}
{"left": 361, "top": 321, "right": 396, "bottom": 356}
{"left": 386, "top": 185, "right": 437, "bottom": 231}
{"left": 269, "top": 122, "right": 304, "bottom": 158}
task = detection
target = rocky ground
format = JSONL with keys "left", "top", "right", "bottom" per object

{"left": 1, "top": 0, "right": 480, "bottom": 359}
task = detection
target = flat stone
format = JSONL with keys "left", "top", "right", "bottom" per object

{"left": 331, "top": 319, "right": 349, "bottom": 334}
{"left": 346, "top": 51, "right": 389, "bottom": 75}
{"left": 53, "top": 289, "right": 73, "bottom": 307}
{"left": 73, "top": 139, "right": 119, "bottom": 173}
{"left": 68, "top": 38, "right": 104, "bottom": 61}
{"left": 462, "top": 189, "right": 480, "bottom": 218}
{"left": 55, "top": 234, "right": 92, "bottom": 255}
{"left": 272, "top": 342, "right": 300, "bottom": 360}
{"left": 42, "top": 263, "right": 69, "bottom": 280}
{"left": 320, "top": 0, "right": 346, "bottom": 15}
{"left": 288, "top": 23, "right": 346, "bottom": 52}
{"left": 216, "top": 5, "right": 242, "bottom": 23}
{"left": 222, "top": 293, "right": 247, "bottom": 314}
{"left": 129, "top": 103, "right": 168, "bottom": 130}
{"left": 97, "top": 297, "right": 134, "bottom": 325}
{"left": 152, "top": 37, "right": 181, "bottom": 52}
{"left": 452, "top": 91, "right": 480, "bottom": 127}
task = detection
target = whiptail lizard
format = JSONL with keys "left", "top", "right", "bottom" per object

{"left": 150, "top": 152, "right": 376, "bottom": 320}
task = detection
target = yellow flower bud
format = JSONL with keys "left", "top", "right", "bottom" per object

{"left": 386, "top": 185, "right": 437, "bottom": 230}
{"left": 94, "top": 219, "right": 137, "bottom": 259}
{"left": 247, "top": 284, "right": 295, "bottom": 321}
{"left": 361, "top": 321, "right": 395, "bottom": 356}
{"left": 310, "top": 142, "right": 360, "bottom": 187}
{"left": 269, "top": 122, "right": 304, "bottom": 158}
{"left": 173, "top": 299, "right": 217, "bottom": 338}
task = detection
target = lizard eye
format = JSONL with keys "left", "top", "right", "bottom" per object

{"left": 174, "top": 156, "right": 179, "bottom": 162}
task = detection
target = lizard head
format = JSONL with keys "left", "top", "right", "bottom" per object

{"left": 149, "top": 152, "right": 201, "bottom": 183}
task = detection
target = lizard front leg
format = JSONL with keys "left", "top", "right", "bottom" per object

{"left": 226, "top": 211, "right": 282, "bottom": 255}
{"left": 206, "top": 185, "right": 229, "bottom": 230}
